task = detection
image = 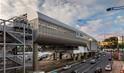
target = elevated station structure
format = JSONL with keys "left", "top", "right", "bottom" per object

{"left": 0, "top": 12, "right": 98, "bottom": 73}
{"left": 30, "top": 12, "right": 97, "bottom": 50}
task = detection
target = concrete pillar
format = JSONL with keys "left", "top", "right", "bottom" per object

{"left": 59, "top": 52, "right": 62, "bottom": 60}
{"left": 78, "top": 53, "right": 82, "bottom": 60}
{"left": 73, "top": 54, "right": 76, "bottom": 61}
{"left": 33, "top": 43, "right": 39, "bottom": 71}
{"left": 80, "top": 53, "right": 83, "bottom": 60}
{"left": 71, "top": 53, "right": 74, "bottom": 60}
{"left": 53, "top": 52, "right": 56, "bottom": 60}
{"left": 85, "top": 53, "right": 88, "bottom": 59}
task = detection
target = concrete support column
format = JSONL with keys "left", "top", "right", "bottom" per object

{"left": 80, "top": 53, "right": 83, "bottom": 60}
{"left": 73, "top": 54, "right": 76, "bottom": 61}
{"left": 78, "top": 53, "right": 82, "bottom": 60}
{"left": 71, "top": 53, "right": 74, "bottom": 60}
{"left": 85, "top": 53, "right": 88, "bottom": 59}
{"left": 77, "top": 54, "right": 79, "bottom": 60}
{"left": 59, "top": 52, "right": 62, "bottom": 60}
{"left": 33, "top": 43, "right": 39, "bottom": 71}
{"left": 53, "top": 52, "right": 58, "bottom": 60}
{"left": 75, "top": 54, "right": 78, "bottom": 61}
{"left": 53, "top": 52, "right": 56, "bottom": 60}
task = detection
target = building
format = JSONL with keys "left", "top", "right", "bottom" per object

{"left": 0, "top": 12, "right": 98, "bottom": 73}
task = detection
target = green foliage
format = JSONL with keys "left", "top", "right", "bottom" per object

{"left": 104, "top": 36, "right": 118, "bottom": 48}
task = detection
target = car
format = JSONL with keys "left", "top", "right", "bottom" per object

{"left": 94, "top": 67, "right": 102, "bottom": 73}
{"left": 94, "top": 56, "right": 99, "bottom": 59}
{"left": 63, "top": 65, "right": 71, "bottom": 70}
{"left": 105, "top": 64, "right": 112, "bottom": 71}
{"left": 98, "top": 54, "right": 101, "bottom": 57}
{"left": 71, "top": 70, "right": 78, "bottom": 73}
{"left": 82, "top": 71, "right": 87, "bottom": 73}
{"left": 82, "top": 59, "right": 86, "bottom": 63}
{"left": 90, "top": 59, "right": 96, "bottom": 64}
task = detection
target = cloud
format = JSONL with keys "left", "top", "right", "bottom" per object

{"left": 0, "top": 0, "right": 37, "bottom": 19}
{"left": 80, "top": 19, "right": 102, "bottom": 33}
{"left": 115, "top": 16, "right": 124, "bottom": 25}
{"left": 96, "top": 30, "right": 124, "bottom": 41}
{"left": 37, "top": 0, "right": 104, "bottom": 27}
{"left": 0, "top": 0, "right": 124, "bottom": 41}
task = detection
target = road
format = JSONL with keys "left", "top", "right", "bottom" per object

{"left": 57, "top": 52, "right": 112, "bottom": 73}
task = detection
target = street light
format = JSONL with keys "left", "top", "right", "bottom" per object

{"left": 89, "top": 38, "right": 93, "bottom": 57}
{"left": 89, "top": 38, "right": 93, "bottom": 50}
{"left": 106, "top": 6, "right": 124, "bottom": 11}
{"left": 106, "top": 5, "right": 124, "bottom": 60}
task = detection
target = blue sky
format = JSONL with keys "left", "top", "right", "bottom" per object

{"left": 0, "top": 0, "right": 124, "bottom": 41}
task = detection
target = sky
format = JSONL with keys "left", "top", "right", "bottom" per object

{"left": 0, "top": 0, "right": 124, "bottom": 41}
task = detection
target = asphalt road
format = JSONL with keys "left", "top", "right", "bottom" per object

{"left": 58, "top": 52, "right": 112, "bottom": 73}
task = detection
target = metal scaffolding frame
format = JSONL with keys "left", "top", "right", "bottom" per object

{"left": 0, "top": 14, "right": 33, "bottom": 73}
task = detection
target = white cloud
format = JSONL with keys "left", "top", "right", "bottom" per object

{"left": 37, "top": 0, "right": 104, "bottom": 27}
{"left": 115, "top": 16, "right": 124, "bottom": 25}
{"left": 0, "top": 0, "right": 37, "bottom": 19}
{"left": 80, "top": 19, "right": 103, "bottom": 34}
{"left": 0, "top": 0, "right": 124, "bottom": 41}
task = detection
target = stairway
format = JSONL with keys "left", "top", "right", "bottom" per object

{"left": 6, "top": 55, "right": 23, "bottom": 65}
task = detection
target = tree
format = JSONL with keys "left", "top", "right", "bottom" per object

{"left": 103, "top": 36, "right": 118, "bottom": 49}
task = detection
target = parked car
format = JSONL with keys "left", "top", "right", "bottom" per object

{"left": 63, "top": 65, "right": 71, "bottom": 70}
{"left": 94, "top": 67, "right": 102, "bottom": 73}
{"left": 71, "top": 70, "right": 78, "bottom": 73}
{"left": 90, "top": 59, "right": 96, "bottom": 64}
{"left": 105, "top": 64, "right": 112, "bottom": 71}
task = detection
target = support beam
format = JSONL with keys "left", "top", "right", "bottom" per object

{"left": 33, "top": 43, "right": 38, "bottom": 72}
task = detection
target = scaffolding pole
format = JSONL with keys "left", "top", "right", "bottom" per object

{"left": 3, "top": 20, "right": 6, "bottom": 73}
{"left": 23, "top": 22, "right": 26, "bottom": 73}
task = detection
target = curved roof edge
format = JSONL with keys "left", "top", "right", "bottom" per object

{"left": 37, "top": 11, "right": 97, "bottom": 42}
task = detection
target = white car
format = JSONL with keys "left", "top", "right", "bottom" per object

{"left": 82, "top": 59, "right": 86, "bottom": 63}
{"left": 90, "top": 59, "right": 96, "bottom": 64}
{"left": 105, "top": 64, "right": 112, "bottom": 71}
{"left": 63, "top": 65, "right": 71, "bottom": 69}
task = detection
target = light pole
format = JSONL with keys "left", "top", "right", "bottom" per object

{"left": 89, "top": 38, "right": 92, "bottom": 57}
{"left": 106, "top": 6, "right": 124, "bottom": 11}
{"left": 106, "top": 6, "right": 124, "bottom": 60}
{"left": 89, "top": 38, "right": 92, "bottom": 50}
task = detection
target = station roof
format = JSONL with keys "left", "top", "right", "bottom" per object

{"left": 37, "top": 11, "right": 97, "bottom": 42}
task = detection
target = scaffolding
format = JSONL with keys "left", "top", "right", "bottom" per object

{"left": 0, "top": 14, "right": 33, "bottom": 73}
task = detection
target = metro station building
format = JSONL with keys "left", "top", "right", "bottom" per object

{"left": 0, "top": 12, "right": 98, "bottom": 73}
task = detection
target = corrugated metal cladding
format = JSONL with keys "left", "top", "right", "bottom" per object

{"left": 30, "top": 12, "right": 97, "bottom": 46}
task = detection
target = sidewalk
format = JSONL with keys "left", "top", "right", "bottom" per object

{"left": 112, "top": 61, "right": 124, "bottom": 73}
